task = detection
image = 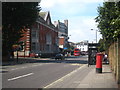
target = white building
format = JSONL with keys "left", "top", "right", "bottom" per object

{"left": 76, "top": 40, "right": 89, "bottom": 52}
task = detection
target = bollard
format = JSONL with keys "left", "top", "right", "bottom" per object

{"left": 96, "top": 53, "right": 103, "bottom": 73}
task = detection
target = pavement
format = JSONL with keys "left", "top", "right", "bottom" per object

{"left": 1, "top": 57, "right": 120, "bottom": 89}
{"left": 43, "top": 64, "right": 119, "bottom": 89}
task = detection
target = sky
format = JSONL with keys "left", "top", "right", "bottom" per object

{"left": 40, "top": 0, "right": 104, "bottom": 43}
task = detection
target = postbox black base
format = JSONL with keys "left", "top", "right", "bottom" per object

{"left": 96, "top": 68, "right": 102, "bottom": 73}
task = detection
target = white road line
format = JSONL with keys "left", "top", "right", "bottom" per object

{"left": 10, "top": 64, "right": 43, "bottom": 71}
{"left": 8, "top": 73, "right": 34, "bottom": 81}
{"left": 11, "top": 68, "right": 19, "bottom": 71}
{"left": 21, "top": 67, "right": 27, "bottom": 69}
{"left": 32, "top": 64, "right": 42, "bottom": 67}
{"left": 11, "top": 67, "right": 27, "bottom": 71}
{"left": 8, "top": 63, "right": 54, "bottom": 71}
{"left": 43, "top": 64, "right": 87, "bottom": 88}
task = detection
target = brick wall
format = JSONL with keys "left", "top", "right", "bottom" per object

{"left": 39, "top": 23, "right": 58, "bottom": 54}
{"left": 15, "top": 29, "right": 31, "bottom": 57}
{"left": 108, "top": 38, "right": 120, "bottom": 84}
{"left": 59, "top": 38, "right": 64, "bottom": 45}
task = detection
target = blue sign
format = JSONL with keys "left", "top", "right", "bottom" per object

{"left": 64, "top": 47, "right": 68, "bottom": 50}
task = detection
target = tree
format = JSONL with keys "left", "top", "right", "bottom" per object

{"left": 95, "top": 2, "right": 120, "bottom": 49}
{"left": 2, "top": 2, "right": 41, "bottom": 59}
{"left": 98, "top": 38, "right": 105, "bottom": 52}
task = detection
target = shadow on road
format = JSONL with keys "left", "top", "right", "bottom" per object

{"left": 32, "top": 59, "right": 88, "bottom": 65}
{"left": 0, "top": 71, "right": 8, "bottom": 73}
{"left": 2, "top": 55, "right": 88, "bottom": 66}
{"left": 29, "top": 55, "right": 88, "bottom": 64}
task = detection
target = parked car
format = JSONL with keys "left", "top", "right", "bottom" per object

{"left": 81, "top": 51, "right": 86, "bottom": 55}
{"left": 35, "top": 52, "right": 41, "bottom": 58}
{"left": 30, "top": 52, "right": 36, "bottom": 58}
{"left": 103, "top": 53, "right": 109, "bottom": 64}
{"left": 30, "top": 51, "right": 41, "bottom": 58}
{"left": 55, "top": 54, "right": 64, "bottom": 60}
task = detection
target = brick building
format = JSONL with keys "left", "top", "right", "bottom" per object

{"left": 16, "top": 11, "right": 59, "bottom": 57}
{"left": 14, "top": 28, "right": 31, "bottom": 57}
{"left": 31, "top": 11, "right": 59, "bottom": 57}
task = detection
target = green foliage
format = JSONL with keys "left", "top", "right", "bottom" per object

{"left": 98, "top": 38, "right": 105, "bottom": 52}
{"left": 95, "top": 2, "right": 120, "bottom": 50}
{"left": 67, "top": 43, "right": 75, "bottom": 51}
{"left": 2, "top": 2, "right": 41, "bottom": 56}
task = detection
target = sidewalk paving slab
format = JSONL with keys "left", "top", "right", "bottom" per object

{"left": 44, "top": 64, "right": 118, "bottom": 89}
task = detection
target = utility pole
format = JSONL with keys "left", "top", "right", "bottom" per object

{"left": 91, "top": 29, "right": 98, "bottom": 43}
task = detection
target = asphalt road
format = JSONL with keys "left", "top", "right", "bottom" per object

{"left": 2, "top": 55, "right": 88, "bottom": 88}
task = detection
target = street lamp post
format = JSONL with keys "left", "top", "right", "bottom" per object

{"left": 91, "top": 29, "right": 97, "bottom": 43}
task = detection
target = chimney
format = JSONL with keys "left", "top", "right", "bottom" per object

{"left": 54, "top": 21, "right": 58, "bottom": 27}
{"left": 64, "top": 20, "right": 68, "bottom": 27}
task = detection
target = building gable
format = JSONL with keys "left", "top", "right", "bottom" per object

{"left": 39, "top": 11, "right": 52, "bottom": 25}
{"left": 46, "top": 12, "right": 52, "bottom": 25}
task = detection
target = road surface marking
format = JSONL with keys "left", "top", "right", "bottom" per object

{"left": 11, "top": 68, "right": 19, "bottom": 71}
{"left": 8, "top": 73, "right": 34, "bottom": 81}
{"left": 21, "top": 67, "right": 27, "bottom": 69}
{"left": 70, "top": 64, "right": 81, "bottom": 66}
{"left": 11, "top": 67, "right": 27, "bottom": 71}
{"left": 10, "top": 63, "right": 54, "bottom": 71}
{"left": 43, "top": 64, "right": 87, "bottom": 88}
{"left": 10, "top": 64, "right": 45, "bottom": 71}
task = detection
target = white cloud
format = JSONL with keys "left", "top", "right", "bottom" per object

{"left": 40, "top": 0, "right": 104, "bottom": 8}
{"left": 40, "top": 0, "right": 103, "bottom": 43}
{"left": 40, "top": 0, "right": 56, "bottom": 8}
{"left": 68, "top": 16, "right": 101, "bottom": 43}
{"left": 40, "top": 0, "right": 87, "bottom": 16}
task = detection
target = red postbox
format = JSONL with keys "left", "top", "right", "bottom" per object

{"left": 96, "top": 53, "right": 103, "bottom": 73}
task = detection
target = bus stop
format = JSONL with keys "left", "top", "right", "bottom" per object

{"left": 88, "top": 43, "right": 99, "bottom": 67}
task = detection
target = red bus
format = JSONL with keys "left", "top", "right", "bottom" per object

{"left": 74, "top": 48, "right": 80, "bottom": 56}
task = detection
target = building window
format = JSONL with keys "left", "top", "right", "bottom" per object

{"left": 32, "top": 31, "right": 36, "bottom": 37}
{"left": 31, "top": 42, "right": 36, "bottom": 50}
{"left": 46, "top": 45, "right": 50, "bottom": 51}
{"left": 27, "top": 35, "right": 30, "bottom": 37}
{"left": 83, "top": 48, "right": 84, "bottom": 51}
{"left": 46, "top": 33, "right": 51, "bottom": 45}
{"left": 26, "top": 38, "right": 30, "bottom": 41}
